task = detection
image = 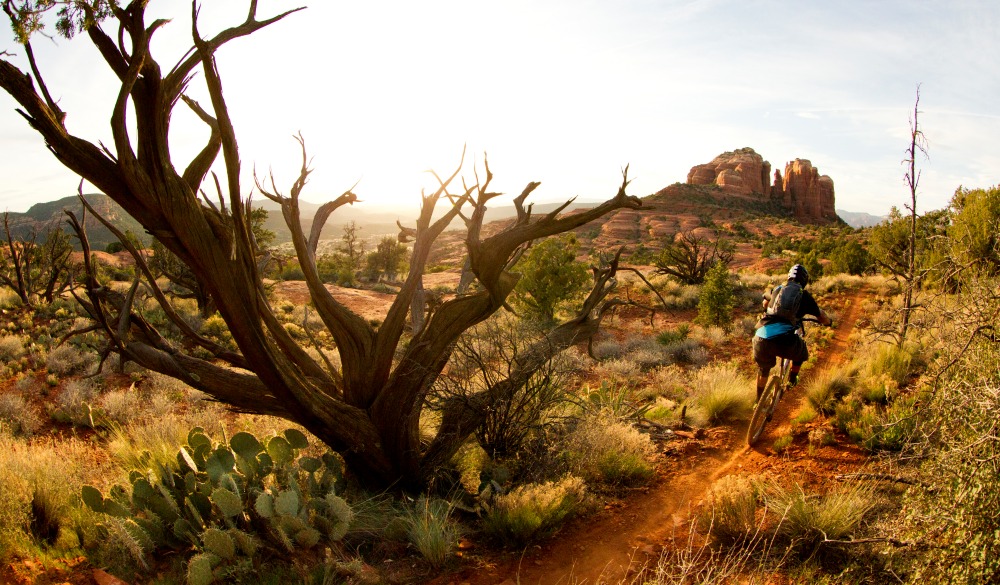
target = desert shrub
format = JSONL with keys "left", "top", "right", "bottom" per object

{"left": 656, "top": 323, "right": 690, "bottom": 346}
{"left": 735, "top": 315, "right": 758, "bottom": 337}
{"left": 404, "top": 497, "right": 458, "bottom": 569}
{"left": 98, "top": 387, "right": 145, "bottom": 426}
{"left": 562, "top": 415, "right": 656, "bottom": 487}
{"left": 45, "top": 344, "right": 96, "bottom": 377}
{"left": 0, "top": 334, "right": 26, "bottom": 362}
{"left": 578, "top": 381, "right": 647, "bottom": 420}
{"left": 431, "top": 313, "right": 575, "bottom": 460}
{"left": 810, "top": 273, "right": 865, "bottom": 295}
{"left": 660, "top": 337, "right": 706, "bottom": 365}
{"left": 693, "top": 325, "right": 728, "bottom": 345}
{"left": 591, "top": 337, "right": 623, "bottom": 360}
{"left": 690, "top": 363, "right": 754, "bottom": 425}
{"left": 0, "top": 393, "right": 41, "bottom": 436}
{"left": 640, "top": 365, "right": 688, "bottom": 402}
{"left": 198, "top": 314, "right": 235, "bottom": 349}
{"left": 699, "top": 474, "right": 762, "bottom": 544}
{"left": 0, "top": 286, "right": 22, "bottom": 310}
{"left": 905, "top": 338, "right": 1000, "bottom": 582}
{"left": 766, "top": 482, "right": 874, "bottom": 550}
{"left": 863, "top": 342, "right": 923, "bottom": 387}
{"left": 592, "top": 357, "right": 642, "bottom": 384}
{"left": 696, "top": 261, "right": 735, "bottom": 329}
{"left": 626, "top": 347, "right": 672, "bottom": 371}
{"left": 792, "top": 405, "right": 817, "bottom": 426}
{"left": 52, "top": 378, "right": 103, "bottom": 427}
{"left": 643, "top": 397, "right": 682, "bottom": 426}
{"left": 481, "top": 475, "right": 586, "bottom": 546}
{"left": 772, "top": 434, "right": 793, "bottom": 453}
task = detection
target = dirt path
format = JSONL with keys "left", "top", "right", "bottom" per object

{"left": 457, "top": 288, "right": 868, "bottom": 585}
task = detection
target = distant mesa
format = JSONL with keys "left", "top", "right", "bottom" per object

{"left": 685, "top": 147, "right": 838, "bottom": 224}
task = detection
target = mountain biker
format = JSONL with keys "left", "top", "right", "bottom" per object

{"left": 752, "top": 264, "right": 833, "bottom": 403}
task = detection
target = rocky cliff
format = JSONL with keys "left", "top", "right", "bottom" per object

{"left": 685, "top": 148, "right": 838, "bottom": 224}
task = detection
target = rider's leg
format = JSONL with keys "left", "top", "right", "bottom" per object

{"left": 751, "top": 337, "right": 774, "bottom": 402}
{"left": 788, "top": 362, "right": 802, "bottom": 386}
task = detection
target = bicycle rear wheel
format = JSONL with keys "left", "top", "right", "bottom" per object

{"left": 747, "top": 374, "right": 782, "bottom": 446}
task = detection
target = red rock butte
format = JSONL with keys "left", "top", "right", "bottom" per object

{"left": 686, "top": 147, "right": 838, "bottom": 224}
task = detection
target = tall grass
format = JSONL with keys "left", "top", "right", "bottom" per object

{"left": 404, "top": 497, "right": 458, "bottom": 569}
{"left": 766, "top": 481, "right": 874, "bottom": 549}
{"left": 698, "top": 474, "right": 762, "bottom": 544}
{"left": 0, "top": 435, "right": 105, "bottom": 557}
{"left": 805, "top": 363, "right": 856, "bottom": 415}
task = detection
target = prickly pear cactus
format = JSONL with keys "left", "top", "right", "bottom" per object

{"left": 80, "top": 427, "right": 353, "bottom": 577}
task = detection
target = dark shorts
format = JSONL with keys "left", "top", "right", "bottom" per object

{"left": 752, "top": 333, "right": 809, "bottom": 376}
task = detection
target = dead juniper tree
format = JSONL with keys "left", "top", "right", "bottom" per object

{"left": 0, "top": 1, "right": 641, "bottom": 490}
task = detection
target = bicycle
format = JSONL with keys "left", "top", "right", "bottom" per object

{"left": 747, "top": 317, "right": 818, "bottom": 447}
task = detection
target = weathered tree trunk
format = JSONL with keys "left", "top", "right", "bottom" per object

{"left": 0, "top": 2, "right": 641, "bottom": 491}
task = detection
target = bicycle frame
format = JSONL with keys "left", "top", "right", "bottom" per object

{"left": 747, "top": 317, "right": 818, "bottom": 446}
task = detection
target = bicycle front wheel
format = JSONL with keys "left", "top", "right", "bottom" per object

{"left": 747, "top": 375, "right": 782, "bottom": 446}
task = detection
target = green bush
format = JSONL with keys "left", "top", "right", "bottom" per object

{"left": 696, "top": 261, "right": 734, "bottom": 328}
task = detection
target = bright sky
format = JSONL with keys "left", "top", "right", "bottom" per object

{"left": 1, "top": 0, "right": 998, "bottom": 217}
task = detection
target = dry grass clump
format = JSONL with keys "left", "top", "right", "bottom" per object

{"left": 591, "top": 337, "right": 624, "bottom": 360}
{"left": 805, "top": 363, "right": 856, "bottom": 415}
{"left": 0, "top": 393, "right": 42, "bottom": 436}
{"left": 639, "top": 365, "right": 688, "bottom": 402}
{"left": 481, "top": 475, "right": 587, "bottom": 546}
{"left": 699, "top": 474, "right": 763, "bottom": 544}
{"left": 45, "top": 344, "right": 97, "bottom": 377}
{"left": 98, "top": 387, "right": 145, "bottom": 426}
{"left": 810, "top": 273, "right": 864, "bottom": 295}
{"left": 0, "top": 435, "right": 104, "bottom": 556}
{"left": 562, "top": 415, "right": 656, "bottom": 487}
{"left": 592, "top": 358, "right": 642, "bottom": 384}
{"left": 107, "top": 415, "right": 190, "bottom": 475}
{"left": 690, "top": 363, "right": 754, "bottom": 426}
{"left": 0, "top": 334, "right": 27, "bottom": 362}
{"left": 693, "top": 326, "right": 728, "bottom": 346}
{"left": 404, "top": 497, "right": 458, "bottom": 569}
{"left": 766, "top": 482, "right": 875, "bottom": 548}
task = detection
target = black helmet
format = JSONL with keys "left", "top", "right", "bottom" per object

{"left": 788, "top": 264, "right": 809, "bottom": 286}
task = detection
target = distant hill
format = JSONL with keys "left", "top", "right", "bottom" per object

{"left": 256, "top": 197, "right": 607, "bottom": 246}
{"left": 3, "top": 193, "right": 146, "bottom": 251}
{"left": 836, "top": 209, "right": 885, "bottom": 228}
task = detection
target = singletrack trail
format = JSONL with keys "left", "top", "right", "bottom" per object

{"left": 454, "top": 288, "right": 868, "bottom": 585}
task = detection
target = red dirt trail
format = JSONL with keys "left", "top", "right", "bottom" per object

{"left": 453, "top": 288, "right": 868, "bottom": 585}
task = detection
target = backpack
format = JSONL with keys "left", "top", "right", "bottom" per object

{"left": 766, "top": 282, "right": 803, "bottom": 323}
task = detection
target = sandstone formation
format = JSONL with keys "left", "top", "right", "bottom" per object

{"left": 685, "top": 148, "right": 837, "bottom": 223}
{"left": 777, "top": 159, "right": 837, "bottom": 223}
{"left": 686, "top": 147, "right": 771, "bottom": 197}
